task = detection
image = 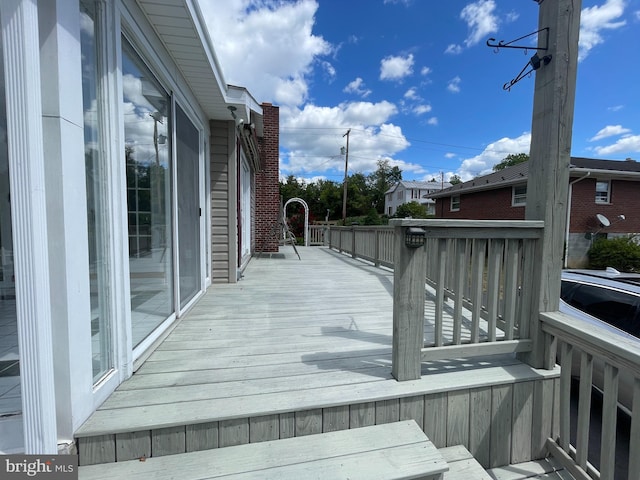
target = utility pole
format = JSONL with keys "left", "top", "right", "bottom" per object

{"left": 341, "top": 129, "right": 351, "bottom": 224}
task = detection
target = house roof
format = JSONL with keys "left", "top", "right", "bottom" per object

{"left": 386, "top": 180, "right": 453, "bottom": 195}
{"left": 137, "top": 0, "right": 262, "bottom": 126}
{"left": 428, "top": 157, "right": 640, "bottom": 199}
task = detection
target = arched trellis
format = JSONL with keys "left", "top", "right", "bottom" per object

{"left": 284, "top": 197, "right": 309, "bottom": 247}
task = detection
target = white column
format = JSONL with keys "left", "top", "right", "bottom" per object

{"left": 1, "top": 0, "right": 57, "bottom": 453}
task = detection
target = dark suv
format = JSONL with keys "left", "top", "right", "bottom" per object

{"left": 559, "top": 268, "right": 640, "bottom": 414}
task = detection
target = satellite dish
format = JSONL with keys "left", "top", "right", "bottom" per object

{"left": 596, "top": 213, "right": 610, "bottom": 227}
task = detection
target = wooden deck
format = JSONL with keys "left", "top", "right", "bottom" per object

{"left": 76, "top": 246, "right": 562, "bottom": 477}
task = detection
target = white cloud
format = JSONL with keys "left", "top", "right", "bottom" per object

{"left": 608, "top": 105, "right": 624, "bottom": 112}
{"left": 579, "top": 0, "right": 626, "bottom": 61}
{"left": 197, "top": 0, "right": 331, "bottom": 107}
{"left": 460, "top": 0, "right": 499, "bottom": 47}
{"left": 321, "top": 61, "right": 336, "bottom": 80}
{"left": 447, "top": 76, "right": 462, "bottom": 93}
{"left": 279, "top": 101, "right": 415, "bottom": 176}
{"left": 427, "top": 117, "right": 438, "bottom": 126}
{"left": 343, "top": 77, "right": 372, "bottom": 98}
{"left": 444, "top": 44, "right": 463, "bottom": 55}
{"left": 589, "top": 125, "right": 632, "bottom": 141}
{"left": 445, "top": 153, "right": 456, "bottom": 159}
{"left": 421, "top": 66, "right": 432, "bottom": 76}
{"left": 594, "top": 135, "right": 640, "bottom": 156}
{"left": 404, "top": 87, "right": 419, "bottom": 100}
{"left": 414, "top": 105, "right": 433, "bottom": 115}
{"left": 380, "top": 53, "right": 414, "bottom": 81}
{"left": 456, "top": 132, "right": 531, "bottom": 180}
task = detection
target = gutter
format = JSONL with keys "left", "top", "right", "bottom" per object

{"left": 564, "top": 171, "right": 591, "bottom": 268}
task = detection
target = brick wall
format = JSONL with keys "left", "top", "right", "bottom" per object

{"left": 255, "top": 103, "right": 280, "bottom": 253}
{"left": 435, "top": 178, "right": 640, "bottom": 234}
{"left": 569, "top": 178, "right": 640, "bottom": 233}
{"left": 436, "top": 186, "right": 526, "bottom": 220}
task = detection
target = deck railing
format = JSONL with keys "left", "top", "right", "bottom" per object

{"left": 328, "top": 220, "right": 640, "bottom": 480}
{"left": 328, "top": 226, "right": 394, "bottom": 267}
{"left": 540, "top": 311, "right": 640, "bottom": 480}
{"left": 329, "top": 220, "right": 545, "bottom": 380}
{"left": 308, "top": 225, "right": 328, "bottom": 246}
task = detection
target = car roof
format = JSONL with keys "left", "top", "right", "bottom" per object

{"left": 562, "top": 268, "right": 640, "bottom": 292}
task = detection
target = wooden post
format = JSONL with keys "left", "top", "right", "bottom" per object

{"left": 522, "top": 0, "right": 581, "bottom": 368}
{"left": 374, "top": 229, "right": 381, "bottom": 267}
{"left": 392, "top": 223, "right": 427, "bottom": 381}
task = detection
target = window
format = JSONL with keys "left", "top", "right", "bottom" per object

{"left": 451, "top": 195, "right": 460, "bottom": 211}
{"left": 397, "top": 190, "right": 403, "bottom": 200}
{"left": 512, "top": 185, "right": 527, "bottom": 206}
{"left": 564, "top": 282, "right": 640, "bottom": 337}
{"left": 595, "top": 181, "right": 610, "bottom": 203}
{"left": 81, "top": 0, "right": 113, "bottom": 382}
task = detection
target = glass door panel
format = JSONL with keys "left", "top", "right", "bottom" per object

{"left": 80, "top": 0, "right": 113, "bottom": 382}
{"left": 176, "top": 105, "right": 200, "bottom": 309}
{"left": 122, "top": 39, "right": 173, "bottom": 347}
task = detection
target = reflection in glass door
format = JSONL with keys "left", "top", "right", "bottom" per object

{"left": 122, "top": 39, "right": 173, "bottom": 347}
{"left": 176, "top": 106, "right": 201, "bottom": 309}
{"left": 0, "top": 28, "right": 21, "bottom": 433}
{"left": 80, "top": 0, "right": 113, "bottom": 382}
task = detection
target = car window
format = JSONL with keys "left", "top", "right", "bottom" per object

{"left": 560, "top": 280, "right": 576, "bottom": 301}
{"left": 568, "top": 284, "right": 640, "bottom": 337}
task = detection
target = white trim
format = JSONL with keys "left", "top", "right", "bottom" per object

{"left": 1, "top": 0, "right": 57, "bottom": 453}
{"left": 595, "top": 179, "right": 611, "bottom": 204}
{"left": 512, "top": 185, "right": 527, "bottom": 206}
{"left": 450, "top": 195, "right": 460, "bottom": 212}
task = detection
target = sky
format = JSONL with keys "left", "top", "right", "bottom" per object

{"left": 197, "top": 0, "right": 640, "bottom": 183}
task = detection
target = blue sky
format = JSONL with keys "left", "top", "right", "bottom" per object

{"left": 198, "top": 0, "right": 640, "bottom": 182}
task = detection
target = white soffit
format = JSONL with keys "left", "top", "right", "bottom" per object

{"left": 137, "top": 0, "right": 235, "bottom": 120}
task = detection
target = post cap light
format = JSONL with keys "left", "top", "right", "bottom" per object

{"left": 405, "top": 227, "right": 426, "bottom": 248}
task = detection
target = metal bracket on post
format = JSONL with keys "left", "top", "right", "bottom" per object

{"left": 486, "top": 27, "right": 552, "bottom": 91}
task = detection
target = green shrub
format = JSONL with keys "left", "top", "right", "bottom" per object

{"left": 588, "top": 236, "right": 640, "bottom": 272}
{"left": 393, "top": 201, "right": 429, "bottom": 219}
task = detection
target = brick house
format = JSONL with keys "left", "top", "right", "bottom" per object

{"left": 428, "top": 157, "right": 640, "bottom": 268}
{"left": 385, "top": 180, "right": 453, "bottom": 216}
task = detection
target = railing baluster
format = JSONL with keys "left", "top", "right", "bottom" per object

{"left": 600, "top": 364, "right": 618, "bottom": 480}
{"left": 629, "top": 378, "right": 640, "bottom": 479}
{"left": 576, "top": 351, "right": 592, "bottom": 469}
{"left": 434, "top": 238, "right": 447, "bottom": 347}
{"left": 559, "top": 342, "right": 572, "bottom": 452}
{"left": 452, "top": 239, "right": 466, "bottom": 345}
{"left": 503, "top": 239, "right": 519, "bottom": 340}
{"left": 486, "top": 239, "right": 503, "bottom": 342}
{"left": 470, "top": 238, "right": 486, "bottom": 344}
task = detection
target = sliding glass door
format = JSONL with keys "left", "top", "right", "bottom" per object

{"left": 122, "top": 39, "right": 174, "bottom": 348}
{"left": 176, "top": 105, "right": 201, "bottom": 309}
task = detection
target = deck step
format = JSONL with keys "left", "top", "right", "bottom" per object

{"left": 78, "top": 420, "right": 448, "bottom": 480}
{"left": 440, "top": 446, "right": 492, "bottom": 479}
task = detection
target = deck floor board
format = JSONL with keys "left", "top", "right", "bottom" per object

{"left": 77, "top": 247, "right": 557, "bottom": 439}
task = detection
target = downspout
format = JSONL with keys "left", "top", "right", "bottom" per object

{"left": 564, "top": 171, "right": 590, "bottom": 267}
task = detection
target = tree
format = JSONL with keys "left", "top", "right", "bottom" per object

{"left": 449, "top": 174, "right": 462, "bottom": 185}
{"left": 394, "top": 201, "right": 428, "bottom": 219}
{"left": 493, "top": 153, "right": 529, "bottom": 171}
{"left": 367, "top": 159, "right": 402, "bottom": 214}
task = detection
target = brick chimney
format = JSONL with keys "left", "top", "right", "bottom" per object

{"left": 255, "top": 103, "right": 280, "bottom": 253}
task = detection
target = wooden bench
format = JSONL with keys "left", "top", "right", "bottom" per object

{"left": 78, "top": 420, "right": 448, "bottom": 480}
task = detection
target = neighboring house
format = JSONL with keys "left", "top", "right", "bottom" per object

{"left": 0, "top": 0, "right": 278, "bottom": 453}
{"left": 385, "top": 180, "right": 452, "bottom": 216}
{"left": 427, "top": 157, "right": 640, "bottom": 268}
